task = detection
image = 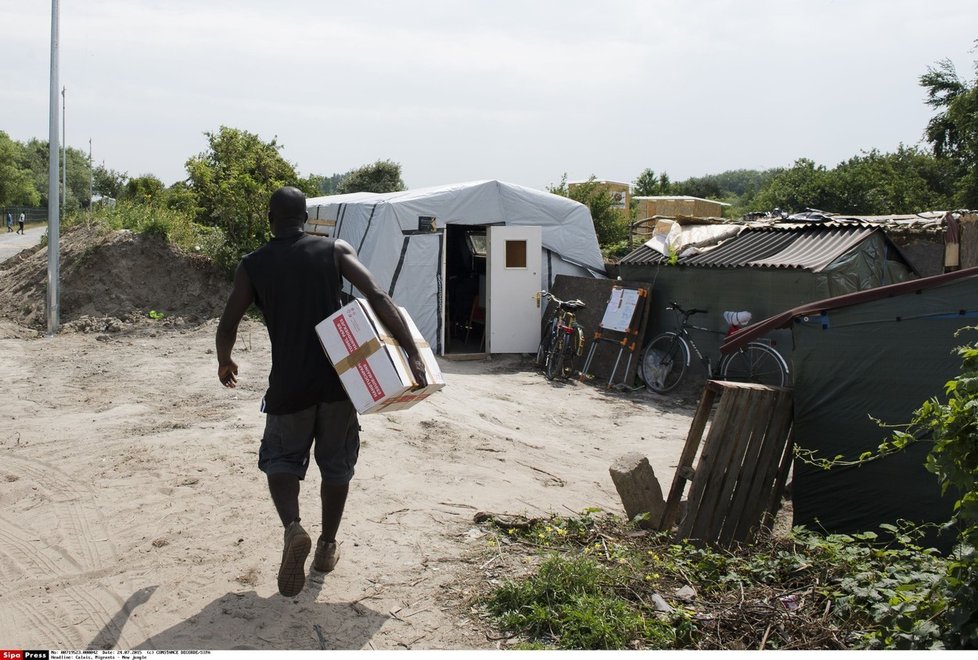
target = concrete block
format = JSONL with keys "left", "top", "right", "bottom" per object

{"left": 609, "top": 452, "right": 666, "bottom": 529}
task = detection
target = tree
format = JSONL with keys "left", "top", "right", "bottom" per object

{"left": 920, "top": 51, "right": 978, "bottom": 207}
{"left": 675, "top": 176, "right": 722, "bottom": 200}
{"left": 829, "top": 147, "right": 955, "bottom": 214}
{"left": 121, "top": 175, "right": 165, "bottom": 205}
{"left": 632, "top": 168, "right": 671, "bottom": 196}
{"left": 665, "top": 169, "right": 782, "bottom": 218}
{"left": 547, "top": 173, "right": 569, "bottom": 197}
{"left": 93, "top": 165, "right": 127, "bottom": 199}
{"left": 750, "top": 158, "right": 835, "bottom": 214}
{"left": 745, "top": 149, "right": 955, "bottom": 216}
{"left": 184, "top": 126, "right": 305, "bottom": 270}
{"left": 336, "top": 159, "right": 405, "bottom": 194}
{"left": 20, "top": 139, "right": 52, "bottom": 207}
{"left": 303, "top": 172, "right": 346, "bottom": 196}
{"left": 550, "top": 174, "right": 627, "bottom": 247}
{"left": 62, "top": 145, "right": 93, "bottom": 210}
{"left": 0, "top": 131, "right": 41, "bottom": 206}
{"left": 4, "top": 137, "right": 93, "bottom": 210}
{"left": 164, "top": 180, "right": 195, "bottom": 213}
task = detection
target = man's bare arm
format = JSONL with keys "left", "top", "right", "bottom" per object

{"left": 335, "top": 240, "right": 428, "bottom": 387}
{"left": 216, "top": 263, "right": 255, "bottom": 388}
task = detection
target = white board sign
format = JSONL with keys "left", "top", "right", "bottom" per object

{"left": 600, "top": 287, "right": 641, "bottom": 333}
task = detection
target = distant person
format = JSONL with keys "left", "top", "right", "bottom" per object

{"left": 17, "top": 212, "right": 25, "bottom": 234}
{"left": 216, "top": 186, "right": 427, "bottom": 598}
{"left": 5, "top": 212, "right": 12, "bottom": 233}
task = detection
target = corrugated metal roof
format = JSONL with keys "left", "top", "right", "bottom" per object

{"left": 682, "top": 229, "right": 802, "bottom": 268}
{"left": 746, "top": 227, "right": 874, "bottom": 272}
{"left": 619, "top": 244, "right": 667, "bottom": 265}
{"left": 620, "top": 225, "right": 881, "bottom": 272}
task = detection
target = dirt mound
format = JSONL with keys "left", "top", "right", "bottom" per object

{"left": 0, "top": 225, "right": 231, "bottom": 332}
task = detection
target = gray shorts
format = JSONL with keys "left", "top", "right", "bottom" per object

{"left": 258, "top": 400, "right": 360, "bottom": 485}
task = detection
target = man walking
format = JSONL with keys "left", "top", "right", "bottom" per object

{"left": 216, "top": 186, "right": 427, "bottom": 598}
{"left": 5, "top": 212, "right": 12, "bottom": 233}
{"left": 17, "top": 212, "right": 25, "bottom": 234}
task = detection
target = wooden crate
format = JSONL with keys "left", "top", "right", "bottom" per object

{"left": 660, "top": 380, "right": 793, "bottom": 547}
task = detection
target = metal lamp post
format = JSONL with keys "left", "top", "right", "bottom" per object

{"left": 61, "top": 86, "right": 66, "bottom": 211}
{"left": 47, "top": 0, "right": 61, "bottom": 335}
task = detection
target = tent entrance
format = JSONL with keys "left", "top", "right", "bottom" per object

{"left": 445, "top": 225, "right": 489, "bottom": 354}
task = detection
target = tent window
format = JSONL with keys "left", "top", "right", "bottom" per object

{"left": 466, "top": 233, "right": 487, "bottom": 257}
{"left": 506, "top": 240, "right": 527, "bottom": 268}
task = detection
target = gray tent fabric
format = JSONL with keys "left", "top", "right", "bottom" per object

{"left": 306, "top": 180, "right": 606, "bottom": 349}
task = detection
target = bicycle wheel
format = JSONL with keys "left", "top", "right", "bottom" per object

{"left": 719, "top": 341, "right": 789, "bottom": 387}
{"left": 560, "top": 325, "right": 584, "bottom": 379}
{"left": 545, "top": 331, "right": 567, "bottom": 381}
{"left": 640, "top": 333, "right": 690, "bottom": 393}
{"left": 536, "top": 318, "right": 557, "bottom": 367}
{"left": 572, "top": 324, "right": 585, "bottom": 356}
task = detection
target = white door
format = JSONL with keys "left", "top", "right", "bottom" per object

{"left": 487, "top": 225, "right": 542, "bottom": 353}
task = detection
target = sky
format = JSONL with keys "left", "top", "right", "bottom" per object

{"left": 2, "top": 0, "right": 977, "bottom": 192}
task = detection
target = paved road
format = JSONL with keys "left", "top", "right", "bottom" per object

{"left": 0, "top": 224, "right": 48, "bottom": 263}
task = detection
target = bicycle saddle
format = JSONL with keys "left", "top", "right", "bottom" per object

{"left": 560, "top": 299, "right": 586, "bottom": 311}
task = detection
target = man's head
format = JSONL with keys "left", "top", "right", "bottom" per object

{"left": 268, "top": 186, "right": 308, "bottom": 234}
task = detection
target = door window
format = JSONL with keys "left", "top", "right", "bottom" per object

{"left": 505, "top": 240, "right": 527, "bottom": 268}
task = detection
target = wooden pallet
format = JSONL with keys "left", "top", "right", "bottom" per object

{"left": 659, "top": 380, "right": 794, "bottom": 547}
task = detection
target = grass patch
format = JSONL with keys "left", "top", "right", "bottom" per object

{"left": 64, "top": 203, "right": 229, "bottom": 270}
{"left": 486, "top": 554, "right": 679, "bottom": 649}
{"left": 471, "top": 510, "right": 950, "bottom": 650}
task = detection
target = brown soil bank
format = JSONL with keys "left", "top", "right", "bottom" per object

{"left": 0, "top": 225, "right": 230, "bottom": 332}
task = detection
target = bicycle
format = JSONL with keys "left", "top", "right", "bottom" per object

{"left": 638, "top": 302, "right": 789, "bottom": 393}
{"left": 535, "top": 291, "right": 587, "bottom": 380}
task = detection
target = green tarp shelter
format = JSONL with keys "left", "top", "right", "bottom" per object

{"left": 618, "top": 223, "right": 917, "bottom": 370}
{"left": 723, "top": 267, "right": 978, "bottom": 551}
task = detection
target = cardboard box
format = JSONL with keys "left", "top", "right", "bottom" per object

{"left": 315, "top": 299, "right": 445, "bottom": 414}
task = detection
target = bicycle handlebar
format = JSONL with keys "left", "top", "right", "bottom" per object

{"left": 539, "top": 290, "right": 586, "bottom": 311}
{"left": 667, "top": 302, "right": 708, "bottom": 316}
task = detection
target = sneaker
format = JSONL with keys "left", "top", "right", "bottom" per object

{"left": 277, "top": 520, "right": 311, "bottom": 597}
{"left": 312, "top": 537, "right": 340, "bottom": 573}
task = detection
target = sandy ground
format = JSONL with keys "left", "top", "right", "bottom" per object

{"left": 0, "top": 299, "right": 703, "bottom": 650}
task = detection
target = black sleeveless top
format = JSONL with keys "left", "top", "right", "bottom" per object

{"left": 242, "top": 233, "right": 347, "bottom": 414}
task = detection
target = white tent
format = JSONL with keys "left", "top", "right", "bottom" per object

{"left": 305, "top": 180, "right": 606, "bottom": 355}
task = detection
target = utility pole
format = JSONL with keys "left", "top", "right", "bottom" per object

{"left": 47, "top": 0, "right": 61, "bottom": 335}
{"left": 89, "top": 138, "right": 93, "bottom": 213}
{"left": 61, "top": 85, "right": 66, "bottom": 210}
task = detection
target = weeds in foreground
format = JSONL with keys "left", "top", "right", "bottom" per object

{"left": 473, "top": 510, "right": 950, "bottom": 650}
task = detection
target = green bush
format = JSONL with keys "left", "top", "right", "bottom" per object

{"left": 909, "top": 327, "right": 978, "bottom": 648}
{"left": 602, "top": 239, "right": 637, "bottom": 261}
{"left": 64, "top": 202, "right": 231, "bottom": 271}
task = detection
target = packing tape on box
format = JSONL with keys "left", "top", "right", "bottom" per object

{"left": 375, "top": 390, "right": 431, "bottom": 412}
{"left": 333, "top": 337, "right": 383, "bottom": 375}
{"left": 380, "top": 333, "right": 432, "bottom": 387}
{"left": 379, "top": 333, "right": 431, "bottom": 351}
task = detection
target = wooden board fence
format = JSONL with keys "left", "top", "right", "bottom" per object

{"left": 659, "top": 380, "right": 794, "bottom": 547}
